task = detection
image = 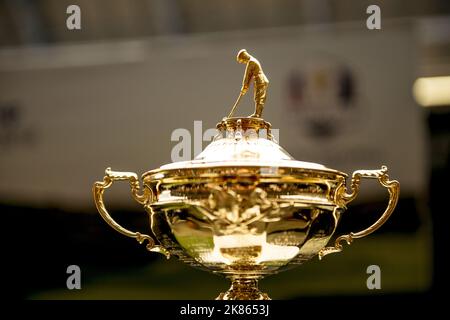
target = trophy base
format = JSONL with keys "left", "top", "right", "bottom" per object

{"left": 216, "top": 278, "right": 270, "bottom": 300}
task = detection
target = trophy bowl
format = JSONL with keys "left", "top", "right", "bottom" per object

{"left": 93, "top": 50, "right": 399, "bottom": 300}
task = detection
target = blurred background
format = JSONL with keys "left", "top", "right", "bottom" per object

{"left": 0, "top": 0, "right": 449, "bottom": 300}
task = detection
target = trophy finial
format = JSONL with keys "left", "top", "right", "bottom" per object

{"left": 227, "top": 49, "right": 269, "bottom": 118}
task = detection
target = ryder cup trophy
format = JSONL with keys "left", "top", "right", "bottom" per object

{"left": 93, "top": 49, "right": 400, "bottom": 300}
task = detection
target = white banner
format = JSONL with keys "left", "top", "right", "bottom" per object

{"left": 0, "top": 22, "right": 427, "bottom": 209}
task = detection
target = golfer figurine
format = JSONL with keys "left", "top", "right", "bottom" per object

{"left": 228, "top": 49, "right": 269, "bottom": 118}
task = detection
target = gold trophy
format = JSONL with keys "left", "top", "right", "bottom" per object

{"left": 93, "top": 50, "right": 399, "bottom": 300}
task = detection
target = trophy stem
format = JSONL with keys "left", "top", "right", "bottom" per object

{"left": 216, "top": 278, "right": 270, "bottom": 300}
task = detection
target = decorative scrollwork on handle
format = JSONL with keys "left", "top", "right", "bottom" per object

{"left": 318, "top": 166, "right": 400, "bottom": 260}
{"left": 93, "top": 167, "right": 170, "bottom": 258}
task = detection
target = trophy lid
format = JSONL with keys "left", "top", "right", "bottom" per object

{"left": 145, "top": 49, "right": 346, "bottom": 179}
{"left": 153, "top": 117, "right": 344, "bottom": 176}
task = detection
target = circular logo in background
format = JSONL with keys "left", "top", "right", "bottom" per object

{"left": 285, "top": 58, "right": 363, "bottom": 140}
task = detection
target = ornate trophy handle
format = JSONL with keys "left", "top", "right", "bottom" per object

{"left": 318, "top": 166, "right": 400, "bottom": 260}
{"left": 93, "top": 167, "right": 170, "bottom": 258}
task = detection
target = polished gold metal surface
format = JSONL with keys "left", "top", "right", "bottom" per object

{"left": 318, "top": 166, "right": 400, "bottom": 259}
{"left": 93, "top": 168, "right": 170, "bottom": 258}
{"left": 93, "top": 50, "right": 399, "bottom": 300}
{"left": 228, "top": 49, "right": 269, "bottom": 118}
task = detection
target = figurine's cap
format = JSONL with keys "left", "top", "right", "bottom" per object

{"left": 237, "top": 49, "right": 249, "bottom": 62}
